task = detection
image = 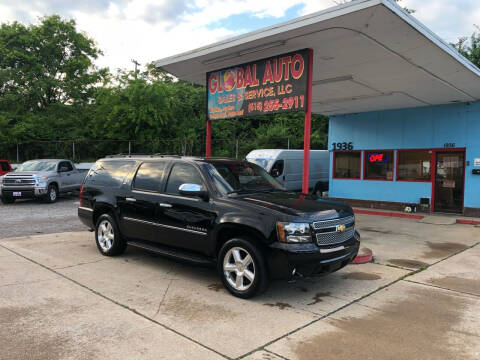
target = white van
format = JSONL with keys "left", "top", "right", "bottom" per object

{"left": 246, "top": 149, "right": 329, "bottom": 194}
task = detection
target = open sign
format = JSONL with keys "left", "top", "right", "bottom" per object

{"left": 368, "top": 152, "right": 390, "bottom": 163}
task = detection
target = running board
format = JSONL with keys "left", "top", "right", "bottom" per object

{"left": 127, "top": 240, "right": 214, "bottom": 266}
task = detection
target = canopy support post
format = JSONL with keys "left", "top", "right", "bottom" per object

{"left": 302, "top": 48, "right": 314, "bottom": 195}
{"left": 206, "top": 120, "right": 212, "bottom": 157}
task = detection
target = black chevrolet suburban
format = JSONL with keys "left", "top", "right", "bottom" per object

{"left": 78, "top": 155, "right": 360, "bottom": 298}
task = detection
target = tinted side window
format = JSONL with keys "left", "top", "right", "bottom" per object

{"left": 133, "top": 162, "right": 167, "bottom": 192}
{"left": 59, "top": 161, "right": 73, "bottom": 172}
{"left": 86, "top": 160, "right": 135, "bottom": 187}
{"left": 166, "top": 163, "right": 204, "bottom": 195}
{"left": 0, "top": 162, "right": 10, "bottom": 171}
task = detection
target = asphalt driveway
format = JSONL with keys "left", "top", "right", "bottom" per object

{"left": 0, "top": 214, "right": 479, "bottom": 359}
{"left": 0, "top": 196, "right": 84, "bottom": 238}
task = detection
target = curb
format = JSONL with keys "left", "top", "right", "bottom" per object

{"left": 354, "top": 209, "right": 424, "bottom": 220}
{"left": 456, "top": 219, "right": 480, "bottom": 226}
{"left": 353, "top": 248, "right": 373, "bottom": 264}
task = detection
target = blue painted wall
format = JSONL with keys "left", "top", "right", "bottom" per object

{"left": 328, "top": 101, "right": 480, "bottom": 209}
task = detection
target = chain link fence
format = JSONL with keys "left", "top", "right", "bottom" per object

{"left": 1, "top": 137, "right": 312, "bottom": 164}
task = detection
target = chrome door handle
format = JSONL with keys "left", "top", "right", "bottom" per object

{"left": 159, "top": 203, "right": 172, "bottom": 208}
{"left": 126, "top": 197, "right": 136, "bottom": 202}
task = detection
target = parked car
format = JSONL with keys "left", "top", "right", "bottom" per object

{"left": 0, "top": 159, "right": 12, "bottom": 176}
{"left": 78, "top": 155, "right": 360, "bottom": 298}
{"left": 246, "top": 149, "right": 329, "bottom": 194}
{"left": 0, "top": 159, "right": 85, "bottom": 204}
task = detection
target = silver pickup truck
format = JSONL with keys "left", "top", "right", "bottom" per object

{"left": 0, "top": 159, "right": 85, "bottom": 204}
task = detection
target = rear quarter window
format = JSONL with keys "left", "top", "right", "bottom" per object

{"left": 85, "top": 160, "right": 136, "bottom": 187}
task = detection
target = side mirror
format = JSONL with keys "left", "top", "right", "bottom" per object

{"left": 179, "top": 183, "right": 209, "bottom": 200}
{"left": 271, "top": 168, "right": 280, "bottom": 178}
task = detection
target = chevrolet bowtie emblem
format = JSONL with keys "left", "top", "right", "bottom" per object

{"left": 337, "top": 224, "right": 346, "bottom": 232}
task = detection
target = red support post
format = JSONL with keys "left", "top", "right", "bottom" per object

{"left": 206, "top": 120, "right": 212, "bottom": 157}
{"left": 302, "top": 49, "right": 314, "bottom": 194}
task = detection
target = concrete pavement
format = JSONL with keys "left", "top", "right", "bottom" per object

{"left": 0, "top": 214, "right": 479, "bottom": 359}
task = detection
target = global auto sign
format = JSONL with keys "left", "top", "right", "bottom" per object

{"left": 206, "top": 49, "right": 309, "bottom": 120}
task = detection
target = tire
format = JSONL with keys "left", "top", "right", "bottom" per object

{"left": 1, "top": 196, "right": 15, "bottom": 204}
{"left": 44, "top": 184, "right": 58, "bottom": 203}
{"left": 95, "top": 213, "right": 126, "bottom": 256}
{"left": 218, "top": 238, "right": 269, "bottom": 299}
{"left": 312, "top": 182, "right": 327, "bottom": 198}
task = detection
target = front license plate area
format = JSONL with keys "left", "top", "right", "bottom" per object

{"left": 13, "top": 192, "right": 22, "bottom": 197}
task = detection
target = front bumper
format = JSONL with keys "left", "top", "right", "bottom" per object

{"left": 267, "top": 232, "right": 360, "bottom": 279}
{"left": 1, "top": 186, "right": 48, "bottom": 199}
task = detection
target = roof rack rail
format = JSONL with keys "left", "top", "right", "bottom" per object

{"left": 105, "top": 153, "right": 151, "bottom": 158}
{"left": 105, "top": 153, "right": 183, "bottom": 159}
{"left": 152, "top": 153, "right": 182, "bottom": 157}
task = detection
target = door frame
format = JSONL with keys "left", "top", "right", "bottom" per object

{"left": 430, "top": 147, "right": 466, "bottom": 214}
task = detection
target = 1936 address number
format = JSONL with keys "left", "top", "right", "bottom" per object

{"left": 332, "top": 142, "right": 354, "bottom": 151}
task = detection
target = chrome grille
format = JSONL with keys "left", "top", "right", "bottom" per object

{"left": 316, "top": 226, "right": 355, "bottom": 246}
{"left": 313, "top": 216, "right": 354, "bottom": 230}
{"left": 3, "top": 175, "right": 36, "bottom": 186}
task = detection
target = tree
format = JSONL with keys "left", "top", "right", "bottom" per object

{"left": 453, "top": 26, "right": 480, "bottom": 68}
{"left": 0, "top": 15, "right": 105, "bottom": 145}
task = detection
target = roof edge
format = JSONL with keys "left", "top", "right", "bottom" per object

{"left": 381, "top": 0, "right": 480, "bottom": 77}
{"left": 155, "top": 0, "right": 382, "bottom": 67}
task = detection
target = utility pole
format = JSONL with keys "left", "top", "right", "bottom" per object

{"left": 131, "top": 59, "right": 140, "bottom": 78}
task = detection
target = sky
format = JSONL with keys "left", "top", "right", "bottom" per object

{"left": 0, "top": 0, "right": 479, "bottom": 72}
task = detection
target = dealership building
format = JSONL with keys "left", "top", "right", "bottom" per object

{"left": 156, "top": 0, "right": 480, "bottom": 216}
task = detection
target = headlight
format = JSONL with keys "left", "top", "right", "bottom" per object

{"left": 35, "top": 176, "right": 48, "bottom": 185}
{"left": 277, "top": 222, "right": 312, "bottom": 243}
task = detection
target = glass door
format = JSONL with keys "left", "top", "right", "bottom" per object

{"left": 434, "top": 152, "right": 465, "bottom": 214}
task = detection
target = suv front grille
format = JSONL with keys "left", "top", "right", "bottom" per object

{"left": 316, "top": 226, "right": 355, "bottom": 246}
{"left": 313, "top": 216, "right": 355, "bottom": 246}
{"left": 312, "top": 216, "right": 354, "bottom": 230}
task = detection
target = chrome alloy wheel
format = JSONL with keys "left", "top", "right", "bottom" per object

{"left": 97, "top": 220, "right": 114, "bottom": 252}
{"left": 49, "top": 187, "right": 57, "bottom": 201}
{"left": 223, "top": 247, "right": 255, "bottom": 291}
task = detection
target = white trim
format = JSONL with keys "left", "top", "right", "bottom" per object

{"left": 78, "top": 206, "right": 93, "bottom": 212}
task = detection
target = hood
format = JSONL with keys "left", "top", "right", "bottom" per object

{"left": 232, "top": 192, "right": 353, "bottom": 220}
{"left": 6, "top": 170, "right": 56, "bottom": 177}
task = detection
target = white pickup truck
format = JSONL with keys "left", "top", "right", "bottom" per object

{"left": 0, "top": 159, "right": 86, "bottom": 204}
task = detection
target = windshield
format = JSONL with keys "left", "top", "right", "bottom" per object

{"left": 16, "top": 160, "right": 58, "bottom": 172}
{"left": 206, "top": 160, "right": 284, "bottom": 195}
{"left": 245, "top": 157, "right": 274, "bottom": 172}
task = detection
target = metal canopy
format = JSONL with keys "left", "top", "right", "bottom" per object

{"left": 155, "top": 0, "right": 480, "bottom": 115}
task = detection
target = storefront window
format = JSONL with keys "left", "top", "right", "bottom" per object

{"left": 364, "top": 151, "right": 394, "bottom": 180}
{"left": 334, "top": 152, "right": 361, "bottom": 179}
{"left": 397, "top": 150, "right": 431, "bottom": 181}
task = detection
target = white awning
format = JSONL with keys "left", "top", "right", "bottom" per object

{"left": 155, "top": 0, "right": 480, "bottom": 115}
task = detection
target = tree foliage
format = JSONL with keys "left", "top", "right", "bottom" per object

{"left": 0, "top": 15, "right": 329, "bottom": 160}
{"left": 0, "top": 15, "right": 105, "bottom": 146}
{"left": 453, "top": 26, "right": 480, "bottom": 68}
